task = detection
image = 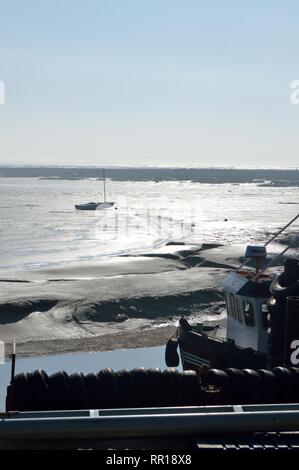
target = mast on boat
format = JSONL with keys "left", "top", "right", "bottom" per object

{"left": 103, "top": 169, "right": 106, "bottom": 203}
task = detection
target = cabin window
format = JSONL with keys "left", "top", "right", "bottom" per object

{"left": 261, "top": 304, "right": 268, "bottom": 330}
{"left": 235, "top": 297, "right": 243, "bottom": 323}
{"left": 230, "top": 294, "right": 237, "bottom": 320}
{"left": 243, "top": 301, "right": 255, "bottom": 327}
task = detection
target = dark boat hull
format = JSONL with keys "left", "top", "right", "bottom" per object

{"left": 75, "top": 202, "right": 114, "bottom": 210}
{"left": 178, "top": 326, "right": 268, "bottom": 371}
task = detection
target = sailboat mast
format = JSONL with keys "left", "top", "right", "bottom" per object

{"left": 103, "top": 169, "right": 106, "bottom": 203}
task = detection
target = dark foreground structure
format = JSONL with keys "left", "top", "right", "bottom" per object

{"left": 3, "top": 366, "right": 299, "bottom": 450}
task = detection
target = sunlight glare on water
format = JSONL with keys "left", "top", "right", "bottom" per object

{"left": 0, "top": 177, "right": 298, "bottom": 272}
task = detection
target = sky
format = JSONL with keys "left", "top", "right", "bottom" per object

{"left": 0, "top": 0, "right": 298, "bottom": 167}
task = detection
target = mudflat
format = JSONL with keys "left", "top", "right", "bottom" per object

{"left": 0, "top": 242, "right": 281, "bottom": 358}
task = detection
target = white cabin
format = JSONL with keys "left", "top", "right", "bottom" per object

{"left": 221, "top": 270, "right": 271, "bottom": 354}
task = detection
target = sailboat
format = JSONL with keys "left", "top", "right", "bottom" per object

{"left": 75, "top": 170, "right": 115, "bottom": 211}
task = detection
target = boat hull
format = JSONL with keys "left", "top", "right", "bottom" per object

{"left": 178, "top": 326, "right": 268, "bottom": 371}
{"left": 75, "top": 202, "right": 114, "bottom": 210}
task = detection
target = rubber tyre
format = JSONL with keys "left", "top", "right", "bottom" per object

{"left": 10, "top": 372, "right": 32, "bottom": 411}
{"left": 48, "top": 371, "right": 70, "bottom": 410}
{"left": 257, "top": 369, "right": 279, "bottom": 403}
{"left": 242, "top": 369, "right": 263, "bottom": 404}
{"left": 114, "top": 369, "right": 134, "bottom": 408}
{"left": 68, "top": 372, "right": 89, "bottom": 410}
{"left": 180, "top": 370, "right": 201, "bottom": 406}
{"left": 146, "top": 368, "right": 164, "bottom": 407}
{"left": 204, "top": 369, "right": 230, "bottom": 405}
{"left": 272, "top": 367, "right": 294, "bottom": 403}
{"left": 130, "top": 368, "right": 151, "bottom": 407}
{"left": 98, "top": 368, "right": 119, "bottom": 409}
{"left": 27, "top": 369, "right": 50, "bottom": 411}
{"left": 224, "top": 368, "right": 247, "bottom": 404}
{"left": 84, "top": 373, "right": 101, "bottom": 408}
{"left": 270, "top": 274, "right": 299, "bottom": 300}
{"left": 162, "top": 368, "right": 182, "bottom": 407}
{"left": 165, "top": 338, "right": 180, "bottom": 367}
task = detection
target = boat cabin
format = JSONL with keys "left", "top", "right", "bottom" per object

{"left": 221, "top": 246, "right": 272, "bottom": 354}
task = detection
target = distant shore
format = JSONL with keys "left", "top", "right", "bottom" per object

{"left": 1, "top": 165, "right": 299, "bottom": 186}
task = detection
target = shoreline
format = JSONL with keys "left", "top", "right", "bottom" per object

{"left": 4, "top": 324, "right": 177, "bottom": 359}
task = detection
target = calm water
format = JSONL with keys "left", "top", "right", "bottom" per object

{"left": 0, "top": 346, "right": 169, "bottom": 410}
{"left": 0, "top": 177, "right": 298, "bottom": 272}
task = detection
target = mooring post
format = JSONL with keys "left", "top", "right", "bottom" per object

{"left": 10, "top": 340, "right": 16, "bottom": 384}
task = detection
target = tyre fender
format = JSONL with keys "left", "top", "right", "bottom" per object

{"left": 165, "top": 337, "right": 180, "bottom": 367}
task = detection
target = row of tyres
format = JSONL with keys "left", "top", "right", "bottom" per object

{"left": 203, "top": 366, "right": 299, "bottom": 405}
{"left": 6, "top": 365, "right": 299, "bottom": 412}
{"left": 6, "top": 368, "right": 201, "bottom": 412}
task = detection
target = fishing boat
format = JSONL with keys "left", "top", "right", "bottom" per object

{"left": 165, "top": 214, "right": 299, "bottom": 371}
{"left": 75, "top": 170, "right": 114, "bottom": 211}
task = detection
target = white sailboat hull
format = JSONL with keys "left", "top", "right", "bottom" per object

{"left": 96, "top": 202, "right": 115, "bottom": 209}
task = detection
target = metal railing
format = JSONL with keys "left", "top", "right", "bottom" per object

{"left": 1, "top": 403, "right": 299, "bottom": 440}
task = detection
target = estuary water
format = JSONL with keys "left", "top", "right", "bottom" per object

{"left": 0, "top": 176, "right": 298, "bottom": 273}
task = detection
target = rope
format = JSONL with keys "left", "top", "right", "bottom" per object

{"left": 236, "top": 212, "right": 299, "bottom": 272}
{"left": 251, "top": 234, "right": 299, "bottom": 282}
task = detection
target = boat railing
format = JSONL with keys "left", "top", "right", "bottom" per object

{"left": 1, "top": 403, "right": 299, "bottom": 441}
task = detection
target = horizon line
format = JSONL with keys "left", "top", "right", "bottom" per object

{"left": 0, "top": 163, "right": 298, "bottom": 171}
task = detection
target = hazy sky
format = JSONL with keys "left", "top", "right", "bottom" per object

{"left": 0, "top": 0, "right": 298, "bottom": 167}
